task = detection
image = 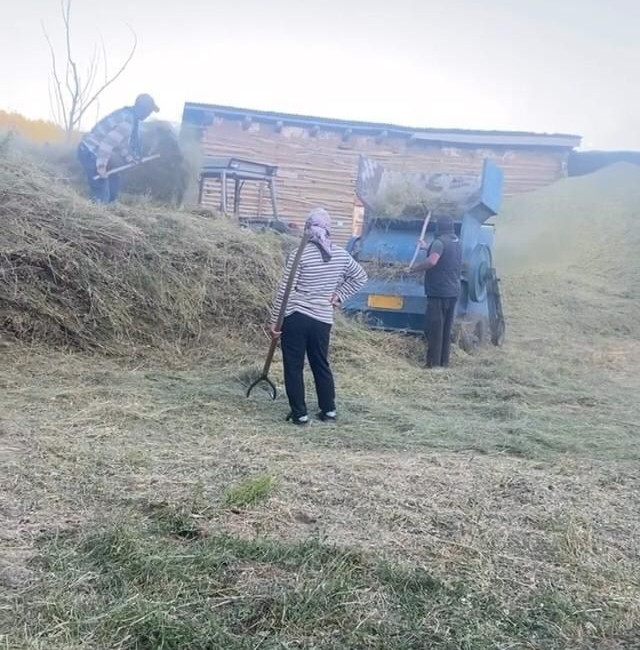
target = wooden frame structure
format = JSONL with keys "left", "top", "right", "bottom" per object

{"left": 197, "top": 157, "right": 279, "bottom": 221}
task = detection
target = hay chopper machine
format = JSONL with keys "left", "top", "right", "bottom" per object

{"left": 343, "top": 157, "right": 505, "bottom": 346}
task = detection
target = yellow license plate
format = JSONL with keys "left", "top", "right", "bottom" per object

{"left": 367, "top": 294, "right": 404, "bottom": 310}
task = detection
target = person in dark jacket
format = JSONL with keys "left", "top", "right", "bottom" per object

{"left": 77, "top": 94, "right": 159, "bottom": 203}
{"left": 410, "top": 215, "right": 462, "bottom": 367}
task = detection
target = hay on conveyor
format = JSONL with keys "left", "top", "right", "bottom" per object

{"left": 360, "top": 259, "right": 410, "bottom": 281}
{"left": 366, "top": 171, "right": 481, "bottom": 220}
{"left": 0, "top": 152, "right": 288, "bottom": 355}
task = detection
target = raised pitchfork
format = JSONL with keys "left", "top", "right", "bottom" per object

{"left": 246, "top": 233, "right": 310, "bottom": 400}
{"left": 408, "top": 210, "right": 432, "bottom": 270}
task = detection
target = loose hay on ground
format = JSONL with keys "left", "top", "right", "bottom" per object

{"left": 2, "top": 156, "right": 640, "bottom": 648}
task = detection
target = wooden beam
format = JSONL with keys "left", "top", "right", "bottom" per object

{"left": 269, "top": 178, "right": 279, "bottom": 220}
{"left": 220, "top": 170, "right": 228, "bottom": 213}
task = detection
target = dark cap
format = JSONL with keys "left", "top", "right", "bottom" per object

{"left": 436, "top": 215, "right": 455, "bottom": 234}
{"left": 135, "top": 93, "right": 159, "bottom": 113}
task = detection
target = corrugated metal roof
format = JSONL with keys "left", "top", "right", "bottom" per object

{"left": 410, "top": 132, "right": 580, "bottom": 148}
{"left": 182, "top": 102, "right": 581, "bottom": 149}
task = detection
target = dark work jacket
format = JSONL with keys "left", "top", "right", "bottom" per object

{"left": 424, "top": 233, "right": 462, "bottom": 298}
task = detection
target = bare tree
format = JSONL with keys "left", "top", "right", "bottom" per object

{"left": 42, "top": 0, "right": 137, "bottom": 140}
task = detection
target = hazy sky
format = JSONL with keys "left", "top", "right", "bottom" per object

{"left": 2, "top": 0, "right": 639, "bottom": 149}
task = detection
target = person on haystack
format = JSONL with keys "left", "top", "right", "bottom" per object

{"left": 270, "top": 208, "right": 368, "bottom": 426}
{"left": 77, "top": 94, "right": 159, "bottom": 204}
{"left": 410, "top": 215, "right": 462, "bottom": 368}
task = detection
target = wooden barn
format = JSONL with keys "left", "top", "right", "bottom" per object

{"left": 182, "top": 102, "right": 581, "bottom": 243}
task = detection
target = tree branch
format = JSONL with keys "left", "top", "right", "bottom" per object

{"left": 62, "top": 0, "right": 81, "bottom": 133}
{"left": 75, "top": 26, "right": 137, "bottom": 126}
{"left": 47, "top": 81, "right": 63, "bottom": 127}
{"left": 80, "top": 46, "right": 100, "bottom": 104}
{"left": 100, "top": 34, "right": 109, "bottom": 84}
{"left": 42, "top": 0, "right": 137, "bottom": 137}
{"left": 41, "top": 20, "right": 68, "bottom": 129}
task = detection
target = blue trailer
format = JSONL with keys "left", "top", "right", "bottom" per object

{"left": 344, "top": 157, "right": 505, "bottom": 345}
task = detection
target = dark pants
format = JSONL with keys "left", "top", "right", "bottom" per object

{"left": 281, "top": 312, "right": 335, "bottom": 418}
{"left": 425, "top": 297, "right": 457, "bottom": 368}
{"left": 77, "top": 144, "right": 120, "bottom": 204}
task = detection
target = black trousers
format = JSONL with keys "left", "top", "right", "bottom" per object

{"left": 425, "top": 297, "right": 457, "bottom": 368}
{"left": 281, "top": 312, "right": 335, "bottom": 418}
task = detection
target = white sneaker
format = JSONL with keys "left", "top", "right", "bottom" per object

{"left": 286, "top": 412, "right": 309, "bottom": 425}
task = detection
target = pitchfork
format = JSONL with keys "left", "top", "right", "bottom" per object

{"left": 92, "top": 154, "right": 161, "bottom": 180}
{"left": 246, "top": 234, "right": 310, "bottom": 400}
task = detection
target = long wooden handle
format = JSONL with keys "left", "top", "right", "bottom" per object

{"left": 260, "top": 234, "right": 310, "bottom": 377}
{"left": 408, "top": 211, "right": 432, "bottom": 270}
{"left": 273, "top": 234, "right": 309, "bottom": 332}
{"left": 260, "top": 338, "right": 280, "bottom": 377}
{"left": 93, "top": 154, "right": 160, "bottom": 180}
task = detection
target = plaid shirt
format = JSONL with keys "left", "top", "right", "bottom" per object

{"left": 81, "top": 107, "right": 141, "bottom": 170}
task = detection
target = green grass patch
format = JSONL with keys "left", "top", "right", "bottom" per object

{"left": 9, "top": 516, "right": 631, "bottom": 650}
{"left": 223, "top": 473, "right": 277, "bottom": 509}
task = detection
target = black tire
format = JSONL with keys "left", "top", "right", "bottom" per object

{"left": 468, "top": 244, "right": 492, "bottom": 303}
{"left": 487, "top": 271, "right": 506, "bottom": 346}
{"left": 490, "top": 317, "right": 506, "bottom": 346}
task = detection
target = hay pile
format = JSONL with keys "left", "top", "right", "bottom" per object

{"left": 121, "top": 121, "right": 201, "bottom": 206}
{"left": 496, "top": 162, "right": 640, "bottom": 283}
{"left": 0, "top": 152, "right": 288, "bottom": 356}
{"left": 496, "top": 162, "right": 640, "bottom": 339}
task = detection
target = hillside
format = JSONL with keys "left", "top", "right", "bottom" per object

{"left": 498, "top": 163, "right": 640, "bottom": 356}
{"left": 1, "top": 157, "right": 640, "bottom": 649}
{"left": 497, "top": 162, "right": 640, "bottom": 296}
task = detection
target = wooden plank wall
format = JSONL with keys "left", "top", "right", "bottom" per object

{"left": 200, "top": 118, "right": 568, "bottom": 244}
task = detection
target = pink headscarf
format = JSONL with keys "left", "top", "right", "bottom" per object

{"left": 305, "top": 208, "right": 333, "bottom": 262}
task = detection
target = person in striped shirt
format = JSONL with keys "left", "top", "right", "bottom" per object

{"left": 77, "top": 94, "right": 159, "bottom": 203}
{"left": 271, "top": 208, "right": 368, "bottom": 425}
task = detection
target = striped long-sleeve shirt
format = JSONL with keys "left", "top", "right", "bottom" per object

{"left": 271, "top": 243, "right": 368, "bottom": 326}
{"left": 80, "top": 107, "right": 140, "bottom": 171}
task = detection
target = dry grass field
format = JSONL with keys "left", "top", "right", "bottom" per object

{"left": 1, "top": 154, "right": 639, "bottom": 649}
